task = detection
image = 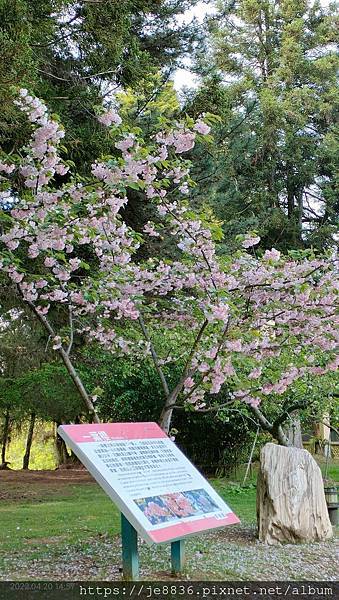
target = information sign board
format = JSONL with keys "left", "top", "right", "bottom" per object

{"left": 58, "top": 422, "right": 239, "bottom": 544}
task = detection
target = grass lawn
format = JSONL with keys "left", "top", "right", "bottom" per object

{"left": 0, "top": 469, "right": 337, "bottom": 581}
{"left": 0, "top": 480, "right": 256, "bottom": 556}
{"left": 0, "top": 484, "right": 120, "bottom": 555}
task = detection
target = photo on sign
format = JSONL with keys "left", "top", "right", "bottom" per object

{"left": 134, "top": 488, "right": 219, "bottom": 525}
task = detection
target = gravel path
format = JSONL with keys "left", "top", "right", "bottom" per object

{"left": 1, "top": 525, "right": 338, "bottom": 581}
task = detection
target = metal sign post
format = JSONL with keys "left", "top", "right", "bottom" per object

{"left": 171, "top": 539, "right": 185, "bottom": 575}
{"left": 121, "top": 514, "right": 139, "bottom": 580}
{"left": 121, "top": 513, "right": 185, "bottom": 580}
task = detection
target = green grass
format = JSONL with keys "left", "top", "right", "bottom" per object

{"left": 317, "top": 458, "right": 339, "bottom": 483}
{"left": 1, "top": 458, "right": 337, "bottom": 560}
{"left": 213, "top": 480, "right": 257, "bottom": 523}
{"left": 0, "top": 484, "right": 120, "bottom": 556}
{"left": 221, "top": 458, "right": 339, "bottom": 486}
{"left": 0, "top": 479, "right": 255, "bottom": 570}
{"left": 0, "top": 479, "right": 259, "bottom": 580}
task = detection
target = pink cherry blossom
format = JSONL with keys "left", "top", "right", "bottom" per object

{"left": 0, "top": 90, "right": 337, "bottom": 433}
{"left": 226, "top": 339, "right": 242, "bottom": 352}
{"left": 98, "top": 109, "right": 122, "bottom": 127}
{"left": 242, "top": 235, "right": 261, "bottom": 249}
{"left": 143, "top": 223, "right": 160, "bottom": 237}
{"left": 184, "top": 377, "right": 195, "bottom": 390}
{"left": 263, "top": 248, "right": 281, "bottom": 261}
{"left": 52, "top": 336, "right": 62, "bottom": 350}
{"left": 193, "top": 120, "right": 211, "bottom": 135}
{"left": 0, "top": 162, "right": 15, "bottom": 174}
{"left": 173, "top": 131, "right": 196, "bottom": 153}
{"left": 9, "top": 271, "right": 24, "bottom": 283}
{"left": 115, "top": 135, "right": 135, "bottom": 152}
{"left": 248, "top": 367, "right": 262, "bottom": 379}
{"left": 207, "top": 302, "right": 229, "bottom": 322}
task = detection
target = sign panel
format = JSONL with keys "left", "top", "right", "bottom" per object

{"left": 58, "top": 422, "right": 239, "bottom": 544}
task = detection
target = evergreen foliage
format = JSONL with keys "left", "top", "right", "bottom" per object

{"left": 189, "top": 0, "right": 338, "bottom": 250}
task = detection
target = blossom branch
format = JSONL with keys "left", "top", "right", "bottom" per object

{"left": 18, "top": 287, "right": 100, "bottom": 423}
{"left": 66, "top": 304, "right": 74, "bottom": 356}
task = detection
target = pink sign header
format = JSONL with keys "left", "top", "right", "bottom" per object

{"left": 61, "top": 422, "right": 167, "bottom": 443}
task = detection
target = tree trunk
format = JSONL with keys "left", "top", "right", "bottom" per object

{"left": 287, "top": 179, "right": 294, "bottom": 220}
{"left": 159, "top": 405, "right": 174, "bottom": 434}
{"left": 23, "top": 413, "right": 36, "bottom": 470}
{"left": 297, "top": 190, "right": 303, "bottom": 239}
{"left": 249, "top": 404, "right": 291, "bottom": 446}
{"left": 58, "top": 345, "right": 100, "bottom": 423}
{"left": 55, "top": 422, "right": 71, "bottom": 466}
{"left": 257, "top": 443, "right": 332, "bottom": 544}
{"left": 285, "top": 413, "right": 303, "bottom": 448}
{"left": 1, "top": 410, "right": 10, "bottom": 465}
{"left": 23, "top": 297, "right": 100, "bottom": 423}
{"left": 69, "top": 449, "right": 81, "bottom": 465}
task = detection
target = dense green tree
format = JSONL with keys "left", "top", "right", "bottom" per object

{"left": 80, "top": 346, "right": 256, "bottom": 474}
{"left": 0, "top": 0, "right": 201, "bottom": 169}
{"left": 1, "top": 0, "right": 337, "bottom": 469}
{"left": 0, "top": 305, "right": 86, "bottom": 466}
{"left": 189, "top": 0, "right": 338, "bottom": 251}
{"left": 0, "top": 364, "right": 88, "bottom": 467}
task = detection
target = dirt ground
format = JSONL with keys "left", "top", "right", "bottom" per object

{"left": 0, "top": 467, "right": 92, "bottom": 483}
{"left": 0, "top": 468, "right": 94, "bottom": 502}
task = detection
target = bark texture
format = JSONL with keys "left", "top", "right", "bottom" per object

{"left": 1, "top": 410, "right": 10, "bottom": 464}
{"left": 55, "top": 422, "right": 71, "bottom": 466}
{"left": 285, "top": 413, "right": 303, "bottom": 448}
{"left": 23, "top": 412, "right": 36, "bottom": 469}
{"left": 257, "top": 443, "right": 332, "bottom": 544}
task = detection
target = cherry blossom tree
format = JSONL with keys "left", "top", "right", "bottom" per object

{"left": 0, "top": 90, "right": 338, "bottom": 441}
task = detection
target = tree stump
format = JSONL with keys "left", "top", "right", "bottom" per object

{"left": 257, "top": 443, "right": 332, "bottom": 544}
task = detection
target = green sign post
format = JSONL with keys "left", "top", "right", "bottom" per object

{"left": 121, "top": 513, "right": 185, "bottom": 580}
{"left": 171, "top": 539, "right": 185, "bottom": 575}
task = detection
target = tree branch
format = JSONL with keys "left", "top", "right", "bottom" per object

{"left": 272, "top": 400, "right": 308, "bottom": 430}
{"left": 66, "top": 304, "right": 74, "bottom": 356}
{"left": 18, "top": 289, "right": 100, "bottom": 423}
{"left": 182, "top": 319, "right": 208, "bottom": 376}
{"left": 138, "top": 314, "right": 170, "bottom": 399}
{"left": 183, "top": 316, "right": 231, "bottom": 404}
{"left": 248, "top": 404, "right": 273, "bottom": 433}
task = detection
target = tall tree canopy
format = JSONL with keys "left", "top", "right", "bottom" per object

{"left": 189, "top": 0, "right": 338, "bottom": 251}
{"left": 0, "top": 0, "right": 201, "bottom": 169}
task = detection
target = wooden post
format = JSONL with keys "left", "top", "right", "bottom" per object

{"left": 243, "top": 425, "right": 259, "bottom": 485}
{"left": 121, "top": 514, "right": 139, "bottom": 580}
{"left": 171, "top": 539, "right": 185, "bottom": 575}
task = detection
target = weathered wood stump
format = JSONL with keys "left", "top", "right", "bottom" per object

{"left": 257, "top": 443, "right": 332, "bottom": 544}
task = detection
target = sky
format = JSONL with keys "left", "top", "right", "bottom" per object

{"left": 172, "top": 1, "right": 214, "bottom": 91}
